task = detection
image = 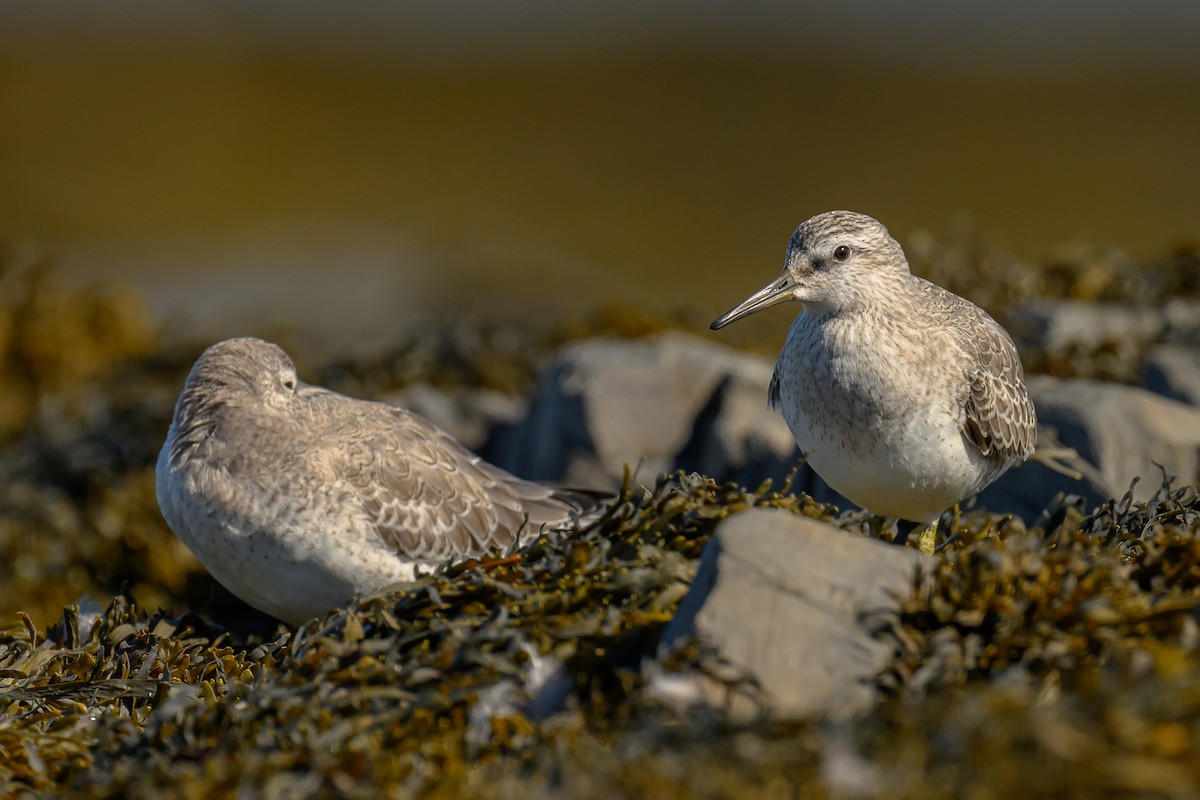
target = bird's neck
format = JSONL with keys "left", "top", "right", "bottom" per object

{"left": 799, "top": 299, "right": 837, "bottom": 318}
{"left": 803, "top": 274, "right": 916, "bottom": 320}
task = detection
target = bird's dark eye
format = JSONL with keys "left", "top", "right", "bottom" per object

{"left": 283, "top": 378, "right": 296, "bottom": 391}
{"left": 833, "top": 245, "right": 852, "bottom": 262}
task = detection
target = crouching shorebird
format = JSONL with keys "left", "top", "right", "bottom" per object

{"left": 710, "top": 210, "right": 1036, "bottom": 547}
{"left": 156, "top": 337, "right": 601, "bottom": 625}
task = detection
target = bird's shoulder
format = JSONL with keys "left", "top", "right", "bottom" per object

{"left": 906, "top": 280, "right": 1038, "bottom": 463}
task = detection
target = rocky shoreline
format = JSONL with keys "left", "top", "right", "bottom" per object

{"left": 1, "top": 242, "right": 1199, "bottom": 796}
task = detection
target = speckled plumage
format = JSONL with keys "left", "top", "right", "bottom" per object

{"left": 712, "top": 210, "right": 1036, "bottom": 524}
{"left": 156, "top": 337, "right": 599, "bottom": 625}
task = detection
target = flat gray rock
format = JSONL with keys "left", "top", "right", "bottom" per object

{"left": 1143, "top": 344, "right": 1200, "bottom": 407}
{"left": 499, "top": 333, "right": 1199, "bottom": 524}
{"left": 503, "top": 332, "right": 798, "bottom": 489}
{"left": 657, "top": 509, "right": 931, "bottom": 722}
{"left": 1008, "top": 300, "right": 1163, "bottom": 362}
{"left": 1161, "top": 299, "right": 1200, "bottom": 347}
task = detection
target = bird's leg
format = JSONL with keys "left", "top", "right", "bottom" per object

{"left": 933, "top": 505, "right": 962, "bottom": 554}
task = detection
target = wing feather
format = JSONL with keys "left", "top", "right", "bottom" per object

{"left": 329, "top": 400, "right": 596, "bottom": 564}
{"left": 955, "top": 307, "right": 1037, "bottom": 464}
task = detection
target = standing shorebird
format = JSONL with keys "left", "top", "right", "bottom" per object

{"left": 156, "top": 337, "right": 600, "bottom": 625}
{"left": 710, "top": 211, "right": 1036, "bottom": 545}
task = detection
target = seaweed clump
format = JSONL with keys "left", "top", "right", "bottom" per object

{"left": 1, "top": 473, "right": 832, "bottom": 795}
{"left": 894, "top": 476, "right": 1200, "bottom": 691}
{"left": 4, "top": 473, "right": 1200, "bottom": 797}
{"left": 852, "top": 477, "right": 1200, "bottom": 797}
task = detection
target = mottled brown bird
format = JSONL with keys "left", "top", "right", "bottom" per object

{"left": 711, "top": 211, "right": 1036, "bottom": 543}
{"left": 157, "top": 337, "right": 599, "bottom": 624}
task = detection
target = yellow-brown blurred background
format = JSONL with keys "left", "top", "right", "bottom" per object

{"left": 2, "top": 2, "right": 1198, "bottom": 355}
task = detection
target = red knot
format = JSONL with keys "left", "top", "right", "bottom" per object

{"left": 156, "top": 337, "right": 600, "bottom": 624}
{"left": 711, "top": 211, "right": 1036, "bottom": 544}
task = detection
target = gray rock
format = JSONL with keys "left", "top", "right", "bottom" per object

{"left": 503, "top": 332, "right": 798, "bottom": 489}
{"left": 979, "top": 375, "right": 1200, "bottom": 519}
{"left": 1008, "top": 300, "right": 1163, "bottom": 360}
{"left": 1143, "top": 344, "right": 1200, "bottom": 406}
{"left": 501, "top": 332, "right": 1199, "bottom": 524}
{"left": 1162, "top": 299, "right": 1200, "bottom": 347}
{"left": 657, "top": 509, "right": 931, "bottom": 722}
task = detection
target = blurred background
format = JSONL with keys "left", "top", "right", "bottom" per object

{"left": 2, "top": 1, "right": 1198, "bottom": 356}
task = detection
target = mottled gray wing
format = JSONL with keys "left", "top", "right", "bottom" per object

{"left": 956, "top": 310, "right": 1037, "bottom": 464}
{"left": 334, "top": 401, "right": 592, "bottom": 564}
{"left": 911, "top": 279, "right": 1036, "bottom": 464}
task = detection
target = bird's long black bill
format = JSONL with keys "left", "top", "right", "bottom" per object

{"left": 710, "top": 272, "right": 796, "bottom": 330}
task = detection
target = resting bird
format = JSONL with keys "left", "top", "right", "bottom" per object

{"left": 710, "top": 211, "right": 1036, "bottom": 545}
{"left": 156, "top": 337, "right": 600, "bottom": 624}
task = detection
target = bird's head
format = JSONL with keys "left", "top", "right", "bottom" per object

{"left": 711, "top": 210, "right": 909, "bottom": 329}
{"left": 177, "top": 337, "right": 300, "bottom": 418}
